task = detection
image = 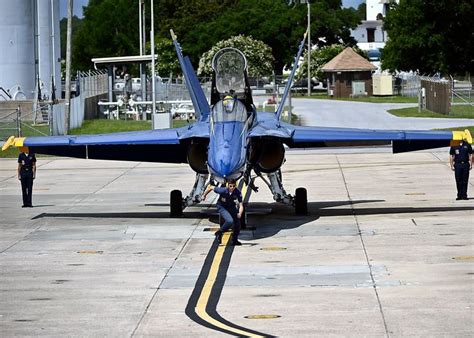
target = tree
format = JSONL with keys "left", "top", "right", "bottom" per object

{"left": 157, "top": 0, "right": 360, "bottom": 74}
{"left": 72, "top": 0, "right": 361, "bottom": 74}
{"left": 146, "top": 37, "right": 181, "bottom": 77}
{"left": 60, "top": 16, "right": 83, "bottom": 60}
{"left": 73, "top": 0, "right": 140, "bottom": 70}
{"left": 297, "top": 44, "right": 367, "bottom": 80}
{"left": 382, "top": 0, "right": 473, "bottom": 75}
{"left": 198, "top": 35, "right": 274, "bottom": 77}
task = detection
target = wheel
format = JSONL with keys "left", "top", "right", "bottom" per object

{"left": 294, "top": 187, "right": 307, "bottom": 215}
{"left": 170, "top": 190, "right": 183, "bottom": 217}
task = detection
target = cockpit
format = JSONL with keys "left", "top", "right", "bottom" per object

{"left": 212, "top": 48, "right": 247, "bottom": 95}
{"left": 207, "top": 47, "right": 254, "bottom": 181}
{"left": 210, "top": 47, "right": 255, "bottom": 114}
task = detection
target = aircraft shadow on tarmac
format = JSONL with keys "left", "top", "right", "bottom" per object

{"left": 244, "top": 200, "right": 474, "bottom": 239}
{"left": 32, "top": 199, "right": 474, "bottom": 240}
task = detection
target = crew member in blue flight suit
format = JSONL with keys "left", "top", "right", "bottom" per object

{"left": 202, "top": 179, "right": 244, "bottom": 246}
{"left": 449, "top": 138, "right": 473, "bottom": 200}
{"left": 17, "top": 147, "right": 37, "bottom": 207}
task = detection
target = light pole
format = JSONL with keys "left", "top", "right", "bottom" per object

{"left": 150, "top": 0, "right": 156, "bottom": 127}
{"left": 307, "top": 1, "right": 311, "bottom": 97}
{"left": 64, "top": 0, "right": 73, "bottom": 134}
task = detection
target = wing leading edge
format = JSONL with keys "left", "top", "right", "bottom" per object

{"left": 2, "top": 125, "right": 210, "bottom": 163}
{"left": 283, "top": 124, "right": 472, "bottom": 153}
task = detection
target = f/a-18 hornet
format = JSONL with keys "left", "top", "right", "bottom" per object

{"left": 3, "top": 30, "right": 471, "bottom": 216}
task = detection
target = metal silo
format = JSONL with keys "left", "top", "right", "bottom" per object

{"left": 0, "top": 0, "right": 61, "bottom": 100}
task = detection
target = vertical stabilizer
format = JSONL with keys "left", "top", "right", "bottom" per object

{"left": 275, "top": 32, "right": 307, "bottom": 121}
{"left": 170, "top": 30, "right": 210, "bottom": 121}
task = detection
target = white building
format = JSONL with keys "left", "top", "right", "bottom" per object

{"left": 351, "top": 0, "right": 398, "bottom": 55}
{"left": 0, "top": 0, "right": 61, "bottom": 100}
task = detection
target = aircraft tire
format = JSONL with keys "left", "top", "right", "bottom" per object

{"left": 170, "top": 190, "right": 183, "bottom": 217}
{"left": 294, "top": 187, "right": 307, "bottom": 215}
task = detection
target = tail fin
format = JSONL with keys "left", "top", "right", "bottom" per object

{"left": 275, "top": 32, "right": 308, "bottom": 121}
{"left": 170, "top": 30, "right": 210, "bottom": 121}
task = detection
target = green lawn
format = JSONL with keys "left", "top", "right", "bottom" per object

{"left": 69, "top": 119, "right": 192, "bottom": 134}
{"left": 388, "top": 105, "right": 474, "bottom": 118}
{"left": 300, "top": 93, "right": 418, "bottom": 104}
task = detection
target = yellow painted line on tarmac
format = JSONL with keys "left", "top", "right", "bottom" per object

{"left": 452, "top": 256, "right": 474, "bottom": 261}
{"left": 194, "top": 232, "right": 265, "bottom": 338}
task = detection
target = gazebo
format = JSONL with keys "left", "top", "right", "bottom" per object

{"left": 321, "top": 48, "right": 376, "bottom": 98}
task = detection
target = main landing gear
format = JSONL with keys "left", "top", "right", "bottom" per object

{"left": 256, "top": 169, "right": 308, "bottom": 215}
{"left": 170, "top": 170, "right": 308, "bottom": 216}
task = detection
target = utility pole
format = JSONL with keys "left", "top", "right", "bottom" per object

{"left": 64, "top": 0, "right": 73, "bottom": 134}
{"left": 150, "top": 0, "right": 156, "bottom": 128}
{"left": 307, "top": 1, "right": 311, "bottom": 97}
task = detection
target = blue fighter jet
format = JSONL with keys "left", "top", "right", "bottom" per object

{"left": 3, "top": 30, "right": 472, "bottom": 216}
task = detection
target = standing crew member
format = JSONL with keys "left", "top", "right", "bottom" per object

{"left": 202, "top": 179, "right": 244, "bottom": 246}
{"left": 17, "top": 147, "right": 36, "bottom": 207}
{"left": 449, "top": 138, "right": 473, "bottom": 200}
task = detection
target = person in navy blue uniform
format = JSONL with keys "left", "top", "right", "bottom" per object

{"left": 202, "top": 179, "right": 244, "bottom": 246}
{"left": 449, "top": 139, "right": 473, "bottom": 200}
{"left": 17, "top": 147, "right": 36, "bottom": 207}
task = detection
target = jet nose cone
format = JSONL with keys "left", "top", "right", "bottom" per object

{"left": 213, "top": 157, "right": 234, "bottom": 177}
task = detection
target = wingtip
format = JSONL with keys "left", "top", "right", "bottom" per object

{"left": 2, "top": 136, "right": 15, "bottom": 151}
{"left": 452, "top": 129, "right": 472, "bottom": 144}
{"left": 1, "top": 136, "right": 25, "bottom": 151}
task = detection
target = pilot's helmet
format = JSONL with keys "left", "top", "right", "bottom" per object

{"left": 223, "top": 95, "right": 234, "bottom": 113}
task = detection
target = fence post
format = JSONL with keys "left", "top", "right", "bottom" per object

{"left": 16, "top": 105, "right": 22, "bottom": 137}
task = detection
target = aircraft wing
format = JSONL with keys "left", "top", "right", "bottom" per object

{"left": 282, "top": 124, "right": 472, "bottom": 153}
{"left": 2, "top": 123, "right": 210, "bottom": 162}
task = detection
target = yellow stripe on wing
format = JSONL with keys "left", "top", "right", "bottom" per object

{"left": 452, "top": 129, "right": 472, "bottom": 144}
{"left": 1, "top": 136, "right": 25, "bottom": 151}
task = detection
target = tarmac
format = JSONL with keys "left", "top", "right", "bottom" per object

{"left": 1, "top": 147, "right": 473, "bottom": 337}
{"left": 253, "top": 95, "right": 473, "bottom": 130}
{"left": 292, "top": 98, "right": 473, "bottom": 130}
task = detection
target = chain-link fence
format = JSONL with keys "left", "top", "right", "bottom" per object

{"left": 0, "top": 106, "right": 49, "bottom": 142}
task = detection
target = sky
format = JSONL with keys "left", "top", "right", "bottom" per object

{"left": 342, "top": 0, "right": 364, "bottom": 8}
{"left": 59, "top": 0, "right": 89, "bottom": 18}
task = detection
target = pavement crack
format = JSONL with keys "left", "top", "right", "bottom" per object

{"left": 130, "top": 208, "right": 211, "bottom": 337}
{"left": 336, "top": 155, "right": 390, "bottom": 338}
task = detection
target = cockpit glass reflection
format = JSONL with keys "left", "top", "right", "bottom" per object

{"left": 212, "top": 48, "right": 247, "bottom": 94}
{"left": 211, "top": 97, "right": 247, "bottom": 124}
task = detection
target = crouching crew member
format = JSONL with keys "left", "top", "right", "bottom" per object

{"left": 450, "top": 138, "right": 473, "bottom": 200}
{"left": 18, "top": 147, "right": 36, "bottom": 207}
{"left": 202, "top": 179, "right": 244, "bottom": 246}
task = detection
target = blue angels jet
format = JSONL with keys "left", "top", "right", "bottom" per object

{"left": 3, "top": 30, "right": 472, "bottom": 216}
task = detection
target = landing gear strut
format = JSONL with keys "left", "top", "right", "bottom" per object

{"left": 258, "top": 169, "right": 308, "bottom": 215}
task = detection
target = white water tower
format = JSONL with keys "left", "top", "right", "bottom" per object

{"left": 0, "top": 0, "right": 61, "bottom": 100}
